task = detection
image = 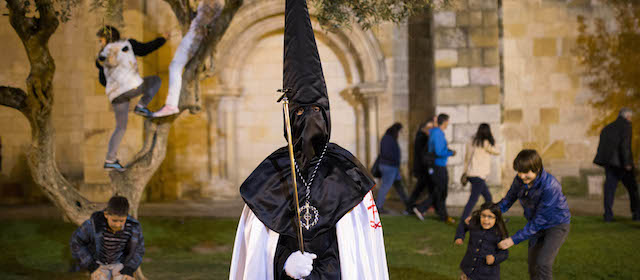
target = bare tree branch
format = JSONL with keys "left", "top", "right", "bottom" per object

{"left": 0, "top": 86, "right": 28, "bottom": 112}
{"left": 6, "top": 0, "right": 33, "bottom": 40}
{"left": 162, "top": 0, "right": 191, "bottom": 30}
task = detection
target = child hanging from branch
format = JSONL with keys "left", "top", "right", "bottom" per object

{"left": 95, "top": 26, "right": 168, "bottom": 171}
{"left": 152, "top": 0, "right": 222, "bottom": 118}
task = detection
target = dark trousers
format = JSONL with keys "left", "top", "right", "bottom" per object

{"left": 406, "top": 172, "right": 433, "bottom": 211}
{"left": 603, "top": 166, "right": 640, "bottom": 220}
{"left": 416, "top": 166, "right": 449, "bottom": 220}
{"left": 528, "top": 223, "right": 570, "bottom": 280}
{"left": 455, "top": 177, "right": 492, "bottom": 239}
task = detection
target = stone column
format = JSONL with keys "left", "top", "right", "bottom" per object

{"left": 201, "top": 86, "right": 241, "bottom": 199}
{"left": 341, "top": 83, "right": 385, "bottom": 168}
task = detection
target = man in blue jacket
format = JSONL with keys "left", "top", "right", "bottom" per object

{"left": 413, "top": 113, "right": 456, "bottom": 224}
{"left": 71, "top": 196, "right": 144, "bottom": 280}
{"left": 497, "top": 150, "right": 571, "bottom": 280}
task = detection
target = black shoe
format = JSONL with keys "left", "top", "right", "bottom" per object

{"left": 604, "top": 217, "right": 615, "bottom": 223}
{"left": 104, "top": 160, "right": 125, "bottom": 172}
{"left": 134, "top": 106, "right": 153, "bottom": 118}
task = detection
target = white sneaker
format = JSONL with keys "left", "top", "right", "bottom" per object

{"left": 152, "top": 105, "right": 179, "bottom": 118}
{"left": 412, "top": 207, "right": 425, "bottom": 221}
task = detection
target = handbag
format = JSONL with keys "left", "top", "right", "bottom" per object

{"left": 460, "top": 143, "right": 475, "bottom": 186}
{"left": 371, "top": 156, "right": 382, "bottom": 178}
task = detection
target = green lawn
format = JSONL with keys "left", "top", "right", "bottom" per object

{"left": 0, "top": 215, "right": 638, "bottom": 279}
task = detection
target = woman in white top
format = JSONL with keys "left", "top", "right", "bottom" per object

{"left": 454, "top": 123, "right": 500, "bottom": 243}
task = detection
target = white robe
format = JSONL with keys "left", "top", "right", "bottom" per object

{"left": 229, "top": 191, "right": 389, "bottom": 280}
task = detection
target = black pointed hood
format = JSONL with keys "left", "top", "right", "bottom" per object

{"left": 283, "top": 0, "right": 331, "bottom": 168}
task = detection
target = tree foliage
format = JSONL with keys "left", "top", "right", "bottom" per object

{"left": 575, "top": 0, "right": 640, "bottom": 158}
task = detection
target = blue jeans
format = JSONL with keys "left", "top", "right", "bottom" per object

{"left": 375, "top": 164, "right": 401, "bottom": 210}
{"left": 455, "top": 177, "right": 492, "bottom": 239}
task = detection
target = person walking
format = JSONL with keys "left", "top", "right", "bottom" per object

{"left": 375, "top": 123, "right": 410, "bottom": 213}
{"left": 406, "top": 118, "right": 436, "bottom": 213}
{"left": 455, "top": 123, "right": 500, "bottom": 242}
{"left": 593, "top": 108, "right": 640, "bottom": 222}
{"left": 413, "top": 113, "right": 455, "bottom": 224}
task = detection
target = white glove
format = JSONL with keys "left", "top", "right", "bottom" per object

{"left": 284, "top": 251, "right": 317, "bottom": 279}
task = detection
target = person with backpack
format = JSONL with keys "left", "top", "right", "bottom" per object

{"left": 405, "top": 117, "right": 436, "bottom": 213}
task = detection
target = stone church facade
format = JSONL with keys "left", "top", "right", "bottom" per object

{"left": 0, "top": 0, "right": 611, "bottom": 204}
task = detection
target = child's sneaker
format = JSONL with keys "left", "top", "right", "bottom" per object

{"left": 134, "top": 105, "right": 153, "bottom": 118}
{"left": 152, "top": 105, "right": 180, "bottom": 118}
{"left": 104, "top": 160, "right": 125, "bottom": 172}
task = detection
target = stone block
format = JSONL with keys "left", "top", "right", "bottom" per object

{"left": 457, "top": 12, "right": 470, "bottom": 26}
{"left": 435, "top": 49, "right": 458, "bottom": 68}
{"left": 458, "top": 48, "right": 484, "bottom": 67}
{"left": 588, "top": 175, "right": 604, "bottom": 196}
{"left": 434, "top": 11, "right": 456, "bottom": 27}
{"left": 469, "top": 67, "right": 499, "bottom": 86}
{"left": 436, "top": 105, "right": 469, "bottom": 124}
{"left": 454, "top": 123, "right": 477, "bottom": 143}
{"left": 532, "top": 124, "right": 550, "bottom": 145}
{"left": 435, "top": 28, "right": 467, "bottom": 48}
{"left": 470, "top": 11, "right": 483, "bottom": 26}
{"left": 436, "top": 87, "right": 483, "bottom": 105}
{"left": 555, "top": 57, "right": 573, "bottom": 73}
{"left": 469, "top": 0, "right": 497, "bottom": 10}
{"left": 451, "top": 67, "right": 470, "bottom": 87}
{"left": 470, "top": 27, "right": 499, "bottom": 48}
{"left": 468, "top": 104, "right": 501, "bottom": 123}
{"left": 444, "top": 122, "right": 454, "bottom": 143}
{"left": 542, "top": 140, "right": 565, "bottom": 160}
{"left": 550, "top": 73, "right": 573, "bottom": 91}
{"left": 505, "top": 24, "right": 527, "bottom": 38}
{"left": 483, "top": 11, "right": 498, "bottom": 27}
{"left": 436, "top": 68, "right": 451, "bottom": 87}
{"left": 483, "top": 48, "right": 499, "bottom": 66}
{"left": 483, "top": 86, "right": 500, "bottom": 104}
{"left": 448, "top": 143, "right": 465, "bottom": 165}
{"left": 540, "top": 108, "right": 560, "bottom": 125}
{"left": 504, "top": 109, "right": 523, "bottom": 123}
{"left": 446, "top": 189, "right": 471, "bottom": 207}
{"left": 533, "top": 38, "right": 557, "bottom": 57}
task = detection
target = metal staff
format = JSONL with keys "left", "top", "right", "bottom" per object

{"left": 278, "top": 89, "right": 305, "bottom": 253}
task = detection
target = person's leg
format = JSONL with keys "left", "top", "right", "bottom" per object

{"left": 479, "top": 178, "right": 493, "bottom": 203}
{"left": 455, "top": 177, "right": 483, "bottom": 239}
{"left": 432, "top": 166, "right": 449, "bottom": 220}
{"left": 621, "top": 169, "right": 640, "bottom": 219}
{"left": 375, "top": 164, "right": 398, "bottom": 211}
{"left": 110, "top": 263, "right": 125, "bottom": 280}
{"left": 407, "top": 173, "right": 427, "bottom": 210}
{"left": 392, "top": 173, "right": 410, "bottom": 207}
{"left": 528, "top": 235, "right": 543, "bottom": 280}
{"left": 603, "top": 166, "right": 620, "bottom": 221}
{"left": 532, "top": 224, "right": 570, "bottom": 280}
{"left": 138, "top": 76, "right": 161, "bottom": 107}
{"left": 106, "top": 101, "right": 130, "bottom": 162}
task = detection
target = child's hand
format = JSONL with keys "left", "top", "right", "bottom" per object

{"left": 486, "top": 254, "right": 495, "bottom": 265}
{"left": 460, "top": 272, "right": 468, "bottom": 280}
{"left": 454, "top": 238, "right": 464, "bottom": 245}
{"left": 498, "top": 237, "right": 514, "bottom": 250}
{"left": 464, "top": 216, "right": 471, "bottom": 225}
{"left": 122, "top": 276, "right": 135, "bottom": 280}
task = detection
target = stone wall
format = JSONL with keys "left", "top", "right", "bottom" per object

{"left": 432, "top": 0, "right": 503, "bottom": 205}
{"left": 501, "top": 0, "right": 610, "bottom": 197}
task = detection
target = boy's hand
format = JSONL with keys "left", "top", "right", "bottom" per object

{"left": 162, "top": 31, "right": 171, "bottom": 40}
{"left": 486, "top": 254, "right": 495, "bottom": 265}
{"left": 122, "top": 276, "right": 135, "bottom": 280}
{"left": 454, "top": 238, "right": 463, "bottom": 245}
{"left": 460, "top": 272, "right": 468, "bottom": 280}
{"left": 464, "top": 216, "right": 471, "bottom": 225}
{"left": 91, "top": 269, "right": 106, "bottom": 280}
{"left": 498, "top": 237, "right": 514, "bottom": 250}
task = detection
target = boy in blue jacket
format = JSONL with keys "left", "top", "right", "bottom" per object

{"left": 497, "top": 149, "right": 571, "bottom": 280}
{"left": 71, "top": 196, "right": 144, "bottom": 280}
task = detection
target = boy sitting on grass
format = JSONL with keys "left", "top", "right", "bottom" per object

{"left": 71, "top": 196, "right": 144, "bottom": 280}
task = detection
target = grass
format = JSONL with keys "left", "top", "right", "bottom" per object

{"left": 0, "top": 215, "right": 639, "bottom": 279}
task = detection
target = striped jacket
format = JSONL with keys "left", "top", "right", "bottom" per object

{"left": 70, "top": 211, "right": 144, "bottom": 276}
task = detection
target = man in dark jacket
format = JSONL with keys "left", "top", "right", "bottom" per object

{"left": 593, "top": 108, "right": 640, "bottom": 222}
{"left": 71, "top": 196, "right": 144, "bottom": 280}
{"left": 406, "top": 118, "right": 435, "bottom": 213}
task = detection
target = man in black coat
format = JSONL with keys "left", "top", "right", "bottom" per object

{"left": 593, "top": 108, "right": 640, "bottom": 222}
